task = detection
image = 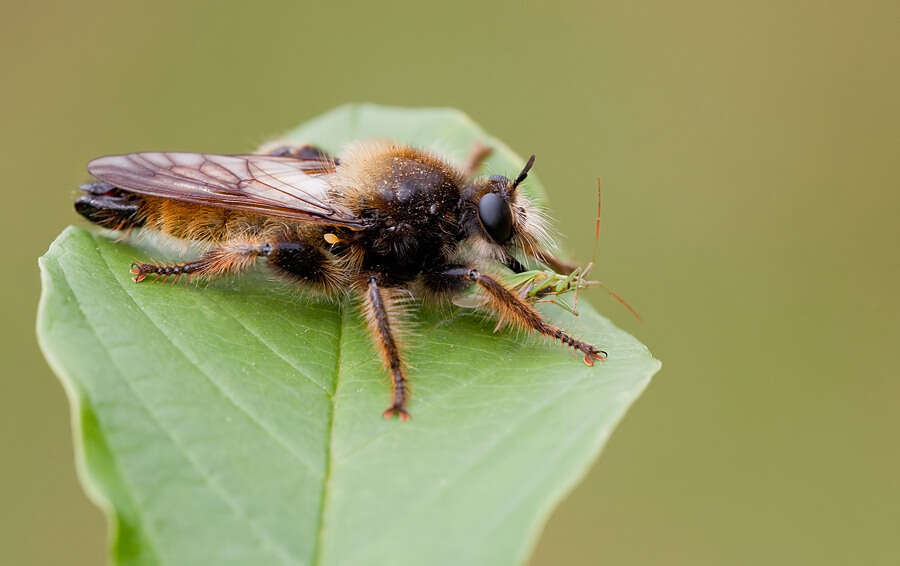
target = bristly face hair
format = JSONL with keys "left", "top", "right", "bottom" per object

{"left": 75, "top": 140, "right": 607, "bottom": 420}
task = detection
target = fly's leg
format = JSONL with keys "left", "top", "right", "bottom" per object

{"left": 462, "top": 141, "right": 493, "bottom": 179}
{"left": 132, "top": 238, "right": 340, "bottom": 289}
{"left": 265, "top": 240, "right": 342, "bottom": 290}
{"left": 361, "top": 275, "right": 411, "bottom": 421}
{"left": 531, "top": 250, "right": 578, "bottom": 275}
{"left": 429, "top": 266, "right": 607, "bottom": 365}
{"left": 130, "top": 240, "right": 268, "bottom": 283}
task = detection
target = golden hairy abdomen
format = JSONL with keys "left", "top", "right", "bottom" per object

{"left": 139, "top": 197, "right": 298, "bottom": 243}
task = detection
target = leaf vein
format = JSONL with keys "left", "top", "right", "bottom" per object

{"left": 341, "top": 364, "right": 597, "bottom": 563}
{"left": 55, "top": 252, "right": 170, "bottom": 566}
{"left": 190, "top": 291, "right": 331, "bottom": 412}
{"left": 92, "top": 235, "right": 304, "bottom": 565}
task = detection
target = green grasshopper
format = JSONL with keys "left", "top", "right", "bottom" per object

{"left": 503, "top": 262, "right": 641, "bottom": 320}
{"left": 504, "top": 263, "right": 598, "bottom": 315}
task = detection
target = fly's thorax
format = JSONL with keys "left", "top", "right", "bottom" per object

{"left": 333, "top": 141, "right": 465, "bottom": 216}
{"left": 330, "top": 141, "right": 468, "bottom": 281}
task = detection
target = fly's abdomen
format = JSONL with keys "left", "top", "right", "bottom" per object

{"left": 75, "top": 183, "right": 269, "bottom": 244}
{"left": 75, "top": 182, "right": 145, "bottom": 231}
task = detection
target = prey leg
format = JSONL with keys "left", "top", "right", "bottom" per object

{"left": 434, "top": 266, "right": 607, "bottom": 365}
{"left": 462, "top": 141, "right": 493, "bottom": 179}
{"left": 361, "top": 276, "right": 410, "bottom": 420}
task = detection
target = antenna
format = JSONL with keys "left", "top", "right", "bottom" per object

{"left": 509, "top": 154, "right": 536, "bottom": 192}
{"left": 593, "top": 178, "right": 602, "bottom": 262}
{"left": 579, "top": 178, "right": 642, "bottom": 321}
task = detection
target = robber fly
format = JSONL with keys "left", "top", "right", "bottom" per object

{"left": 75, "top": 140, "right": 607, "bottom": 420}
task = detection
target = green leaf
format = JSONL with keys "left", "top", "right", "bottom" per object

{"left": 37, "top": 104, "right": 661, "bottom": 566}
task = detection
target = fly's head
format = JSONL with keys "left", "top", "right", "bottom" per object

{"left": 464, "top": 155, "right": 552, "bottom": 268}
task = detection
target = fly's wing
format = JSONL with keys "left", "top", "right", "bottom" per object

{"left": 87, "top": 152, "right": 366, "bottom": 228}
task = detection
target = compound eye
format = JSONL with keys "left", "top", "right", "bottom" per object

{"left": 478, "top": 192, "right": 513, "bottom": 243}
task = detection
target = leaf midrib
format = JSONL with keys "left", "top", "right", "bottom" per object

{"left": 334, "top": 357, "right": 613, "bottom": 564}
{"left": 312, "top": 300, "right": 344, "bottom": 566}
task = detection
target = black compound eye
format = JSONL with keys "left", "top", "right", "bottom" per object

{"left": 478, "top": 192, "right": 513, "bottom": 243}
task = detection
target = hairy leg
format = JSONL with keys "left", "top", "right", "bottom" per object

{"left": 428, "top": 266, "right": 607, "bottom": 365}
{"left": 131, "top": 238, "right": 338, "bottom": 288}
{"left": 130, "top": 240, "right": 267, "bottom": 283}
{"left": 462, "top": 141, "right": 493, "bottom": 179}
{"left": 361, "top": 275, "right": 411, "bottom": 420}
{"left": 529, "top": 250, "right": 578, "bottom": 275}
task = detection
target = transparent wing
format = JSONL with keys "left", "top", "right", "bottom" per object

{"left": 87, "top": 152, "right": 365, "bottom": 228}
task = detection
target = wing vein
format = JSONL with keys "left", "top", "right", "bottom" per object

{"left": 88, "top": 152, "right": 366, "bottom": 228}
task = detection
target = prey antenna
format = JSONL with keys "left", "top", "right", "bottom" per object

{"left": 509, "top": 154, "right": 536, "bottom": 193}
{"left": 592, "top": 178, "right": 603, "bottom": 262}
{"left": 575, "top": 178, "right": 643, "bottom": 321}
{"left": 573, "top": 178, "right": 604, "bottom": 313}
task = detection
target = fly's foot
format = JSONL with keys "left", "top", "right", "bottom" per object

{"left": 130, "top": 262, "right": 152, "bottom": 283}
{"left": 582, "top": 345, "right": 608, "bottom": 366}
{"left": 545, "top": 324, "right": 607, "bottom": 366}
{"left": 382, "top": 404, "right": 411, "bottom": 421}
{"left": 130, "top": 261, "right": 201, "bottom": 283}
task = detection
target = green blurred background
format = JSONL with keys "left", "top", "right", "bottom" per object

{"left": 2, "top": 1, "right": 898, "bottom": 564}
